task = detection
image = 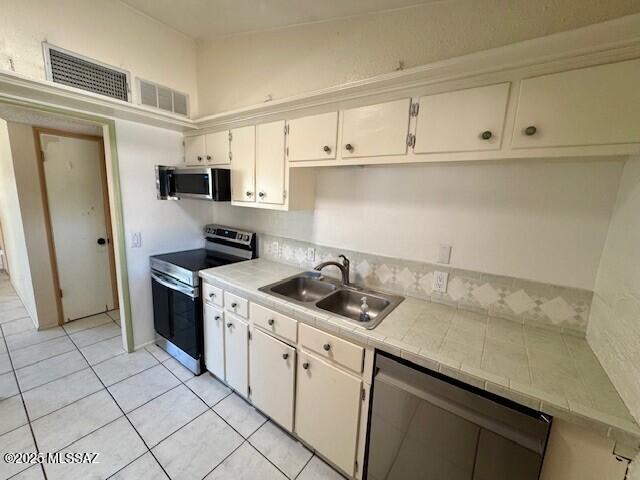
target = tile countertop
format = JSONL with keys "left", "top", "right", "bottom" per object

{"left": 200, "top": 259, "right": 640, "bottom": 453}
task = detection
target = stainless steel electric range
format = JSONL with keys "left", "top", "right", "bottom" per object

{"left": 149, "top": 224, "right": 257, "bottom": 374}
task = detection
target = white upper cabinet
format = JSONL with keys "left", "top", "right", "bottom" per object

{"left": 230, "top": 125, "right": 256, "bottom": 203}
{"left": 287, "top": 112, "right": 338, "bottom": 161}
{"left": 341, "top": 98, "right": 412, "bottom": 158}
{"left": 414, "top": 83, "right": 511, "bottom": 154}
{"left": 204, "top": 130, "right": 230, "bottom": 165}
{"left": 184, "top": 135, "right": 206, "bottom": 165}
{"left": 512, "top": 59, "right": 640, "bottom": 149}
{"left": 249, "top": 328, "right": 296, "bottom": 432}
{"left": 256, "top": 120, "right": 286, "bottom": 205}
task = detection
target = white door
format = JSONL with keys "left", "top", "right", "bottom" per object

{"left": 414, "top": 83, "right": 511, "bottom": 153}
{"left": 512, "top": 59, "right": 640, "bottom": 148}
{"left": 249, "top": 328, "right": 296, "bottom": 431}
{"left": 230, "top": 126, "right": 255, "bottom": 203}
{"left": 41, "top": 133, "right": 114, "bottom": 321}
{"left": 256, "top": 121, "right": 285, "bottom": 205}
{"left": 204, "top": 303, "right": 225, "bottom": 379}
{"left": 184, "top": 135, "right": 206, "bottom": 165}
{"left": 205, "top": 130, "right": 230, "bottom": 165}
{"left": 341, "top": 98, "right": 411, "bottom": 158}
{"left": 224, "top": 313, "right": 249, "bottom": 397}
{"left": 295, "top": 351, "right": 362, "bottom": 476}
{"left": 287, "top": 111, "right": 338, "bottom": 161}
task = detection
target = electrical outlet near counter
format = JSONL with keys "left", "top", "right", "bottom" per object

{"left": 433, "top": 271, "right": 449, "bottom": 293}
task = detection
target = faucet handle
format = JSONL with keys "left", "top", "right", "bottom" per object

{"left": 360, "top": 296, "right": 369, "bottom": 313}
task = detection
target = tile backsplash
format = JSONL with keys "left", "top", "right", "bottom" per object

{"left": 258, "top": 234, "right": 593, "bottom": 336}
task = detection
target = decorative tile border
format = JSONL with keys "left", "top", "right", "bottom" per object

{"left": 258, "top": 234, "right": 593, "bottom": 335}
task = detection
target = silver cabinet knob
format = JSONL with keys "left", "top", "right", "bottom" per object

{"left": 214, "top": 315, "right": 221, "bottom": 321}
{"left": 345, "top": 143, "right": 353, "bottom": 152}
{"left": 323, "top": 343, "right": 331, "bottom": 352}
{"left": 267, "top": 318, "right": 275, "bottom": 326}
{"left": 197, "top": 156, "right": 203, "bottom": 162}
{"left": 258, "top": 192, "right": 265, "bottom": 198}
{"left": 209, "top": 292, "right": 215, "bottom": 298}
{"left": 524, "top": 126, "right": 537, "bottom": 136}
{"left": 302, "top": 361, "right": 310, "bottom": 370}
{"left": 246, "top": 191, "right": 253, "bottom": 197}
{"left": 226, "top": 322, "right": 232, "bottom": 328}
{"left": 323, "top": 145, "right": 331, "bottom": 153}
{"left": 206, "top": 155, "right": 212, "bottom": 161}
{"left": 282, "top": 353, "right": 289, "bottom": 360}
{"left": 231, "top": 302, "right": 238, "bottom": 308}
{"left": 481, "top": 130, "right": 492, "bottom": 140}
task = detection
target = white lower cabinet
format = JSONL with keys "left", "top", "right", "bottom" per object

{"left": 295, "top": 350, "right": 362, "bottom": 476}
{"left": 204, "top": 303, "right": 225, "bottom": 380}
{"left": 249, "top": 328, "right": 296, "bottom": 431}
{"left": 224, "top": 313, "right": 249, "bottom": 398}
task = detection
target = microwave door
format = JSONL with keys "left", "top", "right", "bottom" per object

{"left": 172, "top": 169, "right": 213, "bottom": 200}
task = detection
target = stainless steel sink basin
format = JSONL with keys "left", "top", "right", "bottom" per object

{"left": 316, "top": 289, "right": 390, "bottom": 323}
{"left": 269, "top": 275, "right": 337, "bottom": 302}
{"left": 259, "top": 272, "right": 403, "bottom": 329}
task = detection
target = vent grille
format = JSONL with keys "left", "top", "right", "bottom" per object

{"left": 137, "top": 79, "right": 190, "bottom": 117}
{"left": 45, "top": 45, "right": 129, "bottom": 102}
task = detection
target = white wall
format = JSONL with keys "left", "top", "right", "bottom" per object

{"left": 115, "top": 120, "right": 211, "bottom": 348}
{"left": 0, "top": 119, "right": 37, "bottom": 324}
{"left": 0, "top": 0, "right": 199, "bottom": 115}
{"left": 588, "top": 157, "right": 640, "bottom": 425}
{"left": 212, "top": 160, "right": 623, "bottom": 290}
{"left": 196, "top": 1, "right": 640, "bottom": 114}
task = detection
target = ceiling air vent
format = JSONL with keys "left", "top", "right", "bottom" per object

{"left": 137, "top": 78, "right": 190, "bottom": 117}
{"left": 43, "top": 43, "right": 130, "bottom": 102}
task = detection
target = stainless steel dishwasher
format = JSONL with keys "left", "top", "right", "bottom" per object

{"left": 365, "top": 353, "right": 551, "bottom": 480}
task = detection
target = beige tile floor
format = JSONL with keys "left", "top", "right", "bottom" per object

{"left": 0, "top": 275, "right": 344, "bottom": 480}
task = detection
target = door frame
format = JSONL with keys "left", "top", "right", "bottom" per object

{"left": 33, "top": 127, "right": 119, "bottom": 325}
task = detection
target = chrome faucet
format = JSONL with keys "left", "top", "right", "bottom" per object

{"left": 314, "top": 254, "right": 351, "bottom": 285}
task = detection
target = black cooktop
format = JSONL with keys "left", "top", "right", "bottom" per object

{"left": 151, "top": 248, "right": 245, "bottom": 272}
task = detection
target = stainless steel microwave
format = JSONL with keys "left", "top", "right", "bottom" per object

{"left": 155, "top": 166, "right": 231, "bottom": 201}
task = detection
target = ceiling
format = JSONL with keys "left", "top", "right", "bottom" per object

{"left": 120, "top": 0, "right": 439, "bottom": 40}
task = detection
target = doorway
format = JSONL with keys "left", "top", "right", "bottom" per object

{"left": 35, "top": 129, "right": 118, "bottom": 323}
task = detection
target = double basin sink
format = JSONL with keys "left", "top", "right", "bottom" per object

{"left": 259, "top": 272, "right": 404, "bottom": 329}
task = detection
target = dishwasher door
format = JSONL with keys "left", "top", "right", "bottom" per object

{"left": 365, "top": 353, "right": 551, "bottom": 480}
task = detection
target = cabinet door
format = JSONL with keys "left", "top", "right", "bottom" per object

{"left": 205, "top": 130, "right": 230, "bottom": 165}
{"left": 512, "top": 59, "right": 640, "bottom": 148}
{"left": 288, "top": 112, "right": 338, "bottom": 161}
{"left": 295, "top": 351, "right": 362, "bottom": 476}
{"left": 341, "top": 98, "right": 411, "bottom": 158}
{"left": 414, "top": 83, "right": 510, "bottom": 154}
{"left": 249, "top": 328, "right": 295, "bottom": 431}
{"left": 204, "top": 303, "right": 225, "bottom": 380}
{"left": 224, "top": 314, "right": 249, "bottom": 397}
{"left": 230, "top": 126, "right": 255, "bottom": 202}
{"left": 184, "top": 135, "right": 206, "bottom": 165}
{"left": 256, "top": 121, "right": 285, "bottom": 205}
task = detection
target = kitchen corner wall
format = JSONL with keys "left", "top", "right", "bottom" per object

{"left": 114, "top": 120, "right": 211, "bottom": 349}
{"left": 587, "top": 156, "right": 640, "bottom": 426}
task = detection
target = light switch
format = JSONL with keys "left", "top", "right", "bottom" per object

{"left": 306, "top": 247, "right": 316, "bottom": 263}
{"left": 433, "top": 271, "right": 449, "bottom": 293}
{"left": 131, "top": 232, "right": 142, "bottom": 248}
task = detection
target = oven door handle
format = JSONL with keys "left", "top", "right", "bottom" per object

{"left": 151, "top": 271, "right": 197, "bottom": 298}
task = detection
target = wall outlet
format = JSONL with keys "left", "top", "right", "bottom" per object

{"left": 438, "top": 244, "right": 452, "bottom": 264}
{"left": 433, "top": 271, "right": 449, "bottom": 293}
{"left": 271, "top": 241, "right": 279, "bottom": 256}
{"left": 306, "top": 247, "right": 316, "bottom": 263}
{"left": 131, "top": 232, "right": 142, "bottom": 249}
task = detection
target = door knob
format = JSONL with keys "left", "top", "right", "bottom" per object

{"left": 226, "top": 322, "right": 232, "bottom": 328}
{"left": 206, "top": 155, "right": 212, "bottom": 161}
{"left": 524, "top": 126, "right": 537, "bottom": 136}
{"left": 97, "top": 238, "right": 106, "bottom": 245}
{"left": 323, "top": 343, "right": 331, "bottom": 352}
{"left": 231, "top": 302, "right": 238, "bottom": 308}
{"left": 246, "top": 191, "right": 253, "bottom": 197}
{"left": 282, "top": 353, "right": 289, "bottom": 360}
{"left": 267, "top": 318, "right": 275, "bottom": 326}
{"left": 214, "top": 315, "right": 221, "bottom": 321}
{"left": 302, "top": 362, "right": 310, "bottom": 370}
{"left": 258, "top": 192, "right": 266, "bottom": 198}
{"left": 323, "top": 145, "right": 331, "bottom": 153}
{"left": 345, "top": 143, "right": 353, "bottom": 152}
{"left": 480, "top": 130, "right": 493, "bottom": 140}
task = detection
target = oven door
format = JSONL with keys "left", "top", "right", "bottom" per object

{"left": 171, "top": 168, "right": 213, "bottom": 200}
{"left": 151, "top": 270, "right": 202, "bottom": 362}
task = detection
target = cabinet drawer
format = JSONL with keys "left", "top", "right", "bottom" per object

{"left": 224, "top": 291, "right": 248, "bottom": 318}
{"left": 250, "top": 303, "right": 297, "bottom": 343}
{"left": 203, "top": 283, "right": 223, "bottom": 308}
{"left": 299, "top": 323, "right": 363, "bottom": 373}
